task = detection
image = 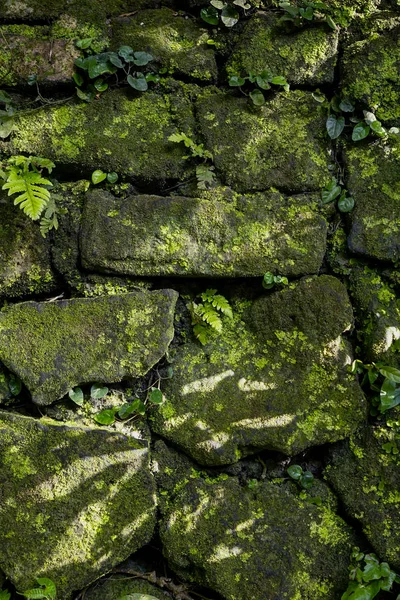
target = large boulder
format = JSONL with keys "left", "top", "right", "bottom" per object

{"left": 326, "top": 414, "right": 400, "bottom": 571}
{"left": 80, "top": 189, "right": 327, "bottom": 278}
{"left": 1, "top": 85, "right": 195, "bottom": 183}
{"left": 0, "top": 411, "right": 156, "bottom": 599}
{"left": 150, "top": 276, "right": 366, "bottom": 465}
{"left": 341, "top": 27, "right": 400, "bottom": 124}
{"left": 345, "top": 137, "right": 400, "bottom": 262}
{"left": 160, "top": 475, "right": 355, "bottom": 600}
{"left": 111, "top": 8, "right": 217, "bottom": 82}
{"left": 196, "top": 90, "right": 331, "bottom": 193}
{"left": 226, "top": 12, "right": 338, "bottom": 85}
{"left": 0, "top": 195, "right": 56, "bottom": 299}
{"left": 0, "top": 290, "right": 178, "bottom": 405}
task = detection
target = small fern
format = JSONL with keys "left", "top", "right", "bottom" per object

{"left": 190, "top": 289, "right": 233, "bottom": 345}
{"left": 1, "top": 155, "right": 54, "bottom": 221}
{"left": 21, "top": 578, "right": 56, "bottom": 600}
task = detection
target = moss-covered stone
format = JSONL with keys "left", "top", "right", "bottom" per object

{"left": 349, "top": 265, "right": 400, "bottom": 366}
{"left": 80, "top": 188, "right": 327, "bottom": 277}
{"left": 341, "top": 27, "right": 400, "bottom": 123}
{"left": 150, "top": 276, "right": 366, "bottom": 465}
{"left": 345, "top": 136, "right": 400, "bottom": 262}
{"left": 0, "top": 411, "right": 156, "bottom": 599}
{"left": 0, "top": 290, "right": 178, "bottom": 405}
{"left": 111, "top": 8, "right": 217, "bottom": 83}
{"left": 160, "top": 475, "right": 355, "bottom": 600}
{"left": 0, "top": 194, "right": 56, "bottom": 299}
{"left": 226, "top": 12, "right": 338, "bottom": 85}
{"left": 0, "top": 25, "right": 78, "bottom": 86}
{"left": 0, "top": 364, "right": 11, "bottom": 403}
{"left": 84, "top": 575, "right": 169, "bottom": 600}
{"left": 1, "top": 86, "right": 196, "bottom": 183}
{"left": 326, "top": 413, "right": 400, "bottom": 571}
{"left": 196, "top": 90, "right": 331, "bottom": 193}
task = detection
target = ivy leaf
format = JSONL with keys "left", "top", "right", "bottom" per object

{"left": 127, "top": 74, "right": 148, "bottom": 91}
{"left": 210, "top": 0, "right": 225, "bottom": 7}
{"left": 9, "top": 374, "right": 22, "bottom": 396}
{"left": 91, "top": 169, "right": 107, "bottom": 184}
{"left": 0, "top": 117, "right": 14, "bottom": 139}
{"left": 22, "top": 578, "right": 56, "bottom": 600}
{"left": 68, "top": 387, "right": 84, "bottom": 406}
{"left": 380, "top": 378, "right": 400, "bottom": 413}
{"left": 118, "top": 399, "right": 142, "bottom": 419}
{"left": 229, "top": 75, "right": 246, "bottom": 87}
{"left": 73, "top": 72, "right": 84, "bottom": 87}
{"left": 200, "top": 6, "right": 219, "bottom": 24}
{"left": 94, "top": 408, "right": 116, "bottom": 425}
{"left": 321, "top": 179, "right": 341, "bottom": 204}
{"left": 326, "top": 115, "right": 345, "bottom": 139}
{"left": 221, "top": 5, "right": 239, "bottom": 26}
{"left": 339, "top": 99, "right": 355, "bottom": 112}
{"left": 109, "top": 53, "right": 124, "bottom": 68}
{"left": 378, "top": 366, "right": 400, "bottom": 383}
{"left": 249, "top": 89, "right": 265, "bottom": 106}
{"left": 352, "top": 122, "right": 370, "bottom": 142}
{"left": 94, "top": 78, "right": 108, "bottom": 92}
{"left": 338, "top": 195, "right": 355, "bottom": 212}
{"left": 149, "top": 388, "right": 163, "bottom": 404}
{"left": 132, "top": 51, "right": 153, "bottom": 66}
{"left": 90, "top": 383, "right": 109, "bottom": 399}
{"left": 370, "top": 120, "right": 386, "bottom": 136}
{"left": 271, "top": 75, "right": 288, "bottom": 86}
{"left": 300, "top": 471, "right": 314, "bottom": 489}
{"left": 118, "top": 45, "right": 134, "bottom": 60}
{"left": 75, "top": 38, "right": 93, "bottom": 49}
{"left": 287, "top": 464, "right": 303, "bottom": 480}
{"left": 107, "top": 172, "right": 118, "bottom": 183}
{"left": 76, "top": 87, "right": 95, "bottom": 102}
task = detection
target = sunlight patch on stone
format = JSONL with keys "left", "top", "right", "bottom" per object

{"left": 233, "top": 414, "right": 296, "bottom": 429}
{"left": 181, "top": 370, "right": 235, "bottom": 395}
{"left": 238, "top": 378, "right": 277, "bottom": 392}
{"left": 385, "top": 326, "right": 400, "bottom": 352}
{"left": 208, "top": 543, "right": 242, "bottom": 563}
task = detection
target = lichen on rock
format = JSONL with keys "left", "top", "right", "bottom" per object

{"left": 0, "top": 410, "right": 156, "bottom": 599}
{"left": 0, "top": 290, "right": 178, "bottom": 405}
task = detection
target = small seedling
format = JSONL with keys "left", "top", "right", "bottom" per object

{"left": 229, "top": 70, "right": 289, "bottom": 106}
{"left": 91, "top": 169, "right": 118, "bottom": 185}
{"left": 20, "top": 578, "right": 56, "bottom": 600}
{"left": 287, "top": 464, "right": 314, "bottom": 489}
{"left": 189, "top": 289, "right": 233, "bottom": 345}
{"left": 351, "top": 360, "right": 400, "bottom": 414}
{"left": 168, "top": 132, "right": 216, "bottom": 190}
{"left": 201, "top": 1, "right": 250, "bottom": 28}
{"left": 321, "top": 179, "right": 355, "bottom": 213}
{"left": 341, "top": 547, "right": 400, "bottom": 600}
{"left": 262, "top": 272, "right": 288, "bottom": 290}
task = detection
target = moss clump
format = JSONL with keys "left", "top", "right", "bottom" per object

{"left": 196, "top": 89, "right": 331, "bottom": 193}
{"left": 2, "top": 86, "right": 196, "bottom": 183}
{"left": 341, "top": 27, "right": 400, "bottom": 123}
{"left": 79, "top": 188, "right": 327, "bottom": 278}
{"left": 0, "top": 363, "right": 11, "bottom": 403}
{"left": 150, "top": 276, "right": 366, "bottom": 465}
{"left": 0, "top": 410, "right": 156, "bottom": 599}
{"left": 326, "top": 411, "right": 400, "bottom": 571}
{"left": 84, "top": 576, "right": 170, "bottom": 600}
{"left": 160, "top": 475, "right": 355, "bottom": 600}
{"left": 111, "top": 8, "right": 217, "bottom": 82}
{"left": 226, "top": 12, "right": 338, "bottom": 85}
{"left": 345, "top": 136, "right": 400, "bottom": 262}
{"left": 0, "top": 194, "right": 56, "bottom": 299}
{"left": 0, "top": 290, "right": 178, "bottom": 405}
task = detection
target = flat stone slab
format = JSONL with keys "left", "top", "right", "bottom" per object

{"left": 1, "top": 87, "right": 195, "bottom": 182}
{"left": 160, "top": 475, "right": 355, "bottom": 600}
{"left": 150, "top": 276, "right": 366, "bottom": 465}
{"left": 0, "top": 411, "right": 156, "bottom": 599}
{"left": 80, "top": 189, "right": 327, "bottom": 277}
{"left": 326, "top": 418, "right": 400, "bottom": 571}
{"left": 196, "top": 90, "right": 331, "bottom": 193}
{"left": 345, "top": 138, "right": 400, "bottom": 263}
{"left": 111, "top": 8, "right": 217, "bottom": 82}
{"left": 226, "top": 12, "right": 338, "bottom": 85}
{"left": 341, "top": 27, "right": 400, "bottom": 123}
{"left": 0, "top": 290, "right": 178, "bottom": 405}
{"left": 0, "top": 195, "right": 56, "bottom": 298}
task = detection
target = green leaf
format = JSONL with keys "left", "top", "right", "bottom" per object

{"left": 338, "top": 195, "right": 355, "bottom": 212}
{"left": 94, "top": 78, "right": 108, "bottom": 92}
{"left": 90, "top": 383, "right": 109, "bottom": 399}
{"left": 68, "top": 387, "right": 84, "bottom": 406}
{"left": 210, "top": 0, "right": 225, "bottom": 7}
{"left": 149, "top": 388, "right": 163, "bottom": 404}
{"left": 262, "top": 272, "right": 275, "bottom": 289}
{"left": 339, "top": 99, "right": 355, "bottom": 112}
{"left": 91, "top": 169, "right": 107, "bottom": 184}
{"left": 193, "top": 322, "right": 210, "bottom": 345}
{"left": 300, "top": 6, "right": 314, "bottom": 18}
{"left": 109, "top": 53, "right": 124, "bottom": 68}
{"left": 229, "top": 75, "right": 246, "bottom": 87}
{"left": 118, "top": 399, "right": 142, "bottom": 419}
{"left": 196, "top": 164, "right": 216, "bottom": 189}
{"left": 233, "top": 0, "right": 251, "bottom": 7}
{"left": 0, "top": 590, "right": 11, "bottom": 600}
{"left": 118, "top": 45, "right": 134, "bottom": 60}
{"left": 145, "top": 73, "right": 160, "bottom": 83}
{"left": 9, "top": 374, "right": 22, "bottom": 396}
{"left": 221, "top": 5, "right": 240, "bottom": 26}
{"left": 107, "top": 172, "right": 118, "bottom": 183}
{"left": 352, "top": 122, "right": 370, "bottom": 142}
{"left": 72, "top": 72, "right": 84, "bottom": 87}
{"left": 0, "top": 90, "right": 12, "bottom": 104}
{"left": 0, "top": 117, "right": 14, "bottom": 139}
{"left": 321, "top": 179, "right": 341, "bottom": 204}
{"left": 22, "top": 578, "right": 57, "bottom": 600}
{"left": 127, "top": 74, "right": 148, "bottom": 92}
{"left": 326, "top": 15, "right": 337, "bottom": 29}
{"left": 75, "top": 38, "right": 93, "bottom": 49}
{"left": 87, "top": 55, "right": 115, "bottom": 79}
{"left": 201, "top": 6, "right": 219, "bottom": 24}
{"left": 117, "top": 595, "right": 160, "bottom": 600}
{"left": 279, "top": 2, "right": 299, "bottom": 17}
{"left": 300, "top": 471, "right": 314, "bottom": 489}
{"left": 370, "top": 120, "right": 386, "bottom": 136}
{"left": 326, "top": 115, "right": 345, "bottom": 139}
{"left": 378, "top": 366, "right": 400, "bottom": 383}
{"left": 94, "top": 408, "right": 116, "bottom": 425}
{"left": 249, "top": 89, "right": 265, "bottom": 106}
{"left": 76, "top": 87, "right": 95, "bottom": 102}
{"left": 271, "top": 75, "right": 288, "bottom": 86}
{"left": 380, "top": 378, "right": 400, "bottom": 413}
{"left": 363, "top": 559, "right": 382, "bottom": 582}
{"left": 3, "top": 169, "right": 52, "bottom": 220}
{"left": 132, "top": 51, "right": 153, "bottom": 66}
{"left": 287, "top": 464, "right": 303, "bottom": 480}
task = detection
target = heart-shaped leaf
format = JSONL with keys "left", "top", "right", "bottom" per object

{"left": 326, "top": 115, "right": 345, "bottom": 139}
{"left": 68, "top": 387, "right": 84, "bottom": 406}
{"left": 90, "top": 383, "right": 109, "bottom": 399}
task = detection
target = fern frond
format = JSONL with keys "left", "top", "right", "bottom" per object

{"left": 2, "top": 170, "right": 52, "bottom": 219}
{"left": 200, "top": 289, "right": 218, "bottom": 302}
{"left": 193, "top": 323, "right": 210, "bottom": 345}
{"left": 197, "top": 304, "right": 222, "bottom": 332}
{"left": 209, "top": 294, "right": 233, "bottom": 319}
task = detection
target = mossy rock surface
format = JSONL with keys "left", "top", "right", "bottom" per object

{"left": 341, "top": 27, "right": 400, "bottom": 123}
{"left": 111, "top": 8, "right": 217, "bottom": 82}
{"left": 84, "top": 575, "right": 169, "bottom": 600}
{"left": 150, "top": 276, "right": 366, "bottom": 465}
{"left": 326, "top": 413, "right": 400, "bottom": 571}
{"left": 349, "top": 265, "right": 400, "bottom": 366}
{"left": 226, "top": 12, "right": 338, "bottom": 85}
{"left": 0, "top": 290, "right": 178, "bottom": 405}
{"left": 80, "top": 188, "right": 327, "bottom": 277}
{"left": 345, "top": 137, "right": 400, "bottom": 262}
{"left": 160, "top": 475, "right": 355, "bottom": 600}
{"left": 196, "top": 90, "right": 331, "bottom": 193}
{"left": 0, "top": 195, "right": 56, "bottom": 299}
{"left": 0, "top": 25, "right": 78, "bottom": 86}
{"left": 1, "top": 86, "right": 195, "bottom": 183}
{"left": 0, "top": 364, "right": 11, "bottom": 403}
{"left": 0, "top": 411, "right": 156, "bottom": 599}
